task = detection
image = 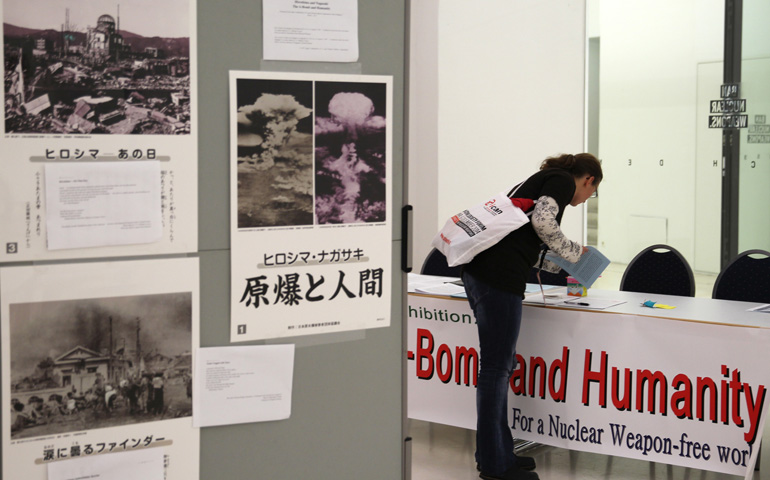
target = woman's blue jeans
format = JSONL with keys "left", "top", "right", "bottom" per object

{"left": 463, "top": 270, "right": 522, "bottom": 475}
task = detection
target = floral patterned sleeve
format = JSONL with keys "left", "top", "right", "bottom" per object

{"left": 531, "top": 195, "right": 582, "bottom": 264}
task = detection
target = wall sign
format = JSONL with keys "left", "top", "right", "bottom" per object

{"left": 709, "top": 84, "right": 748, "bottom": 129}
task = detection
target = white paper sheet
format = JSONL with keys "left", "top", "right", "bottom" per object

{"left": 262, "top": 0, "right": 359, "bottom": 62}
{"left": 413, "top": 283, "right": 466, "bottom": 296}
{"left": 194, "top": 345, "right": 295, "bottom": 427}
{"left": 48, "top": 448, "right": 164, "bottom": 480}
{"left": 44, "top": 161, "right": 162, "bottom": 250}
{"left": 748, "top": 304, "right": 770, "bottom": 314}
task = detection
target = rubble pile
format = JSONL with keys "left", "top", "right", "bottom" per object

{"left": 5, "top": 49, "right": 191, "bottom": 135}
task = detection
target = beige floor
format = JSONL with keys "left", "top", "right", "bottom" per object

{"left": 408, "top": 264, "right": 745, "bottom": 480}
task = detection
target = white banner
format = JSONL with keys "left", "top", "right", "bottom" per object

{"left": 229, "top": 71, "right": 392, "bottom": 341}
{"left": 407, "top": 294, "right": 770, "bottom": 476}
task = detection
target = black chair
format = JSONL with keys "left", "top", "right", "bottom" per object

{"left": 712, "top": 249, "right": 770, "bottom": 303}
{"left": 420, "top": 248, "right": 462, "bottom": 277}
{"left": 620, "top": 244, "right": 695, "bottom": 297}
{"left": 527, "top": 267, "right": 569, "bottom": 286}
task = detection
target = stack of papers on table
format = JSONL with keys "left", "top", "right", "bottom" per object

{"left": 523, "top": 294, "right": 626, "bottom": 310}
{"left": 413, "top": 282, "right": 466, "bottom": 297}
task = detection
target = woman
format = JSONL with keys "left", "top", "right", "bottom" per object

{"left": 463, "top": 153, "right": 602, "bottom": 480}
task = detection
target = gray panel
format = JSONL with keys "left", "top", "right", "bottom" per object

{"left": 197, "top": 0, "right": 406, "bottom": 479}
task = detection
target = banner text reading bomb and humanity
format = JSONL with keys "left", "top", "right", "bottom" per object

{"left": 407, "top": 295, "right": 770, "bottom": 476}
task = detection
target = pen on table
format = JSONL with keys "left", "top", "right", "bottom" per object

{"left": 573, "top": 302, "right": 590, "bottom": 306}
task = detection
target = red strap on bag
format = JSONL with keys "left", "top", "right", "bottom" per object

{"left": 510, "top": 197, "right": 535, "bottom": 212}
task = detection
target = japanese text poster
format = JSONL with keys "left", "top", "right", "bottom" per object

{"left": 230, "top": 71, "right": 392, "bottom": 341}
{"left": 0, "top": 0, "right": 198, "bottom": 262}
{"left": 1, "top": 257, "right": 200, "bottom": 480}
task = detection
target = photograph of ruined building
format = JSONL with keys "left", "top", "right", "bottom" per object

{"left": 235, "top": 78, "right": 314, "bottom": 228}
{"left": 315, "top": 81, "right": 387, "bottom": 224}
{"left": 3, "top": 0, "right": 190, "bottom": 135}
{"left": 8, "top": 292, "right": 192, "bottom": 440}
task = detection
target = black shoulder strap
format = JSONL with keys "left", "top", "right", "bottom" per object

{"left": 507, "top": 182, "right": 524, "bottom": 198}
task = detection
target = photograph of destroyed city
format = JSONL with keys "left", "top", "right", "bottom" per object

{"left": 8, "top": 292, "right": 193, "bottom": 440}
{"left": 3, "top": 0, "right": 190, "bottom": 135}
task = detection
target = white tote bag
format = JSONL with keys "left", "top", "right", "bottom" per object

{"left": 431, "top": 186, "right": 532, "bottom": 267}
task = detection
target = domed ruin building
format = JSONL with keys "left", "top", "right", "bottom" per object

{"left": 85, "top": 14, "right": 129, "bottom": 64}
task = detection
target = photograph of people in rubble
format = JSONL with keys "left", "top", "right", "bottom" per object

{"left": 235, "top": 78, "right": 314, "bottom": 228}
{"left": 3, "top": 0, "right": 191, "bottom": 135}
{"left": 314, "top": 81, "right": 387, "bottom": 224}
{"left": 8, "top": 292, "right": 192, "bottom": 440}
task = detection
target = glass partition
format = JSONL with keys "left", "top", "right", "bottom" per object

{"left": 588, "top": 0, "right": 725, "bottom": 289}
{"left": 737, "top": 1, "right": 770, "bottom": 253}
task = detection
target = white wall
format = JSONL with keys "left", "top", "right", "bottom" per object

{"left": 407, "top": 0, "right": 439, "bottom": 273}
{"left": 408, "top": 0, "right": 588, "bottom": 271}
{"left": 596, "top": 0, "right": 724, "bottom": 270}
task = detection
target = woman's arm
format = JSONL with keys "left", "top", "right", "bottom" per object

{"left": 531, "top": 196, "right": 582, "bottom": 263}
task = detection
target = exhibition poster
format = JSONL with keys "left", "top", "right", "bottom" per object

{"left": 1, "top": 257, "right": 200, "bottom": 480}
{"left": 229, "top": 71, "right": 392, "bottom": 341}
{"left": 0, "top": 0, "right": 198, "bottom": 262}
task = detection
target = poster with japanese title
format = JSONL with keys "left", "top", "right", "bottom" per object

{"left": 407, "top": 293, "right": 770, "bottom": 477}
{"left": 229, "top": 71, "right": 392, "bottom": 341}
{"left": 1, "top": 257, "right": 199, "bottom": 480}
{"left": 0, "top": 0, "right": 198, "bottom": 262}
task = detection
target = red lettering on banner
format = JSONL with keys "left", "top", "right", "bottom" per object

{"left": 671, "top": 374, "right": 693, "bottom": 419}
{"left": 510, "top": 347, "right": 569, "bottom": 401}
{"left": 696, "top": 376, "right": 717, "bottom": 422}
{"left": 437, "top": 344, "right": 453, "bottom": 383}
{"left": 580, "top": 350, "right": 768, "bottom": 444}
{"left": 582, "top": 349, "right": 607, "bottom": 407}
{"left": 611, "top": 367, "right": 632, "bottom": 411}
{"left": 636, "top": 369, "right": 668, "bottom": 415}
{"left": 455, "top": 346, "right": 478, "bottom": 386}
{"left": 416, "top": 328, "right": 435, "bottom": 380}
{"left": 721, "top": 365, "right": 730, "bottom": 425}
{"left": 529, "top": 356, "right": 547, "bottom": 398}
{"left": 744, "top": 384, "right": 766, "bottom": 443}
{"left": 730, "top": 368, "right": 744, "bottom": 427}
{"left": 413, "top": 328, "right": 479, "bottom": 387}
{"left": 549, "top": 347, "right": 569, "bottom": 402}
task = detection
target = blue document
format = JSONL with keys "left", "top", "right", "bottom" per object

{"left": 544, "top": 246, "right": 610, "bottom": 289}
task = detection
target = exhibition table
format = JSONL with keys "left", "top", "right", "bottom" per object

{"left": 406, "top": 273, "right": 770, "bottom": 478}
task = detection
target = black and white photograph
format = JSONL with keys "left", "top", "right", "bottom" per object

{"left": 3, "top": 0, "right": 191, "bottom": 135}
{"left": 235, "top": 78, "right": 313, "bottom": 228}
{"left": 314, "top": 81, "right": 387, "bottom": 224}
{"left": 8, "top": 292, "right": 192, "bottom": 440}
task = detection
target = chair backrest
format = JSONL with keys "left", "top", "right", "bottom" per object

{"left": 712, "top": 249, "right": 770, "bottom": 303}
{"left": 420, "top": 248, "right": 462, "bottom": 277}
{"left": 620, "top": 244, "right": 695, "bottom": 297}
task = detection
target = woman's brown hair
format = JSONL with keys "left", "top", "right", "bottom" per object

{"left": 540, "top": 153, "right": 603, "bottom": 186}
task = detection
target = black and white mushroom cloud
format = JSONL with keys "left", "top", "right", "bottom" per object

{"left": 237, "top": 94, "right": 312, "bottom": 167}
